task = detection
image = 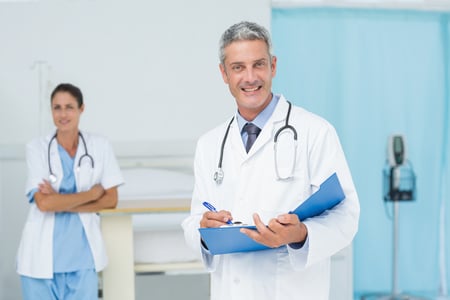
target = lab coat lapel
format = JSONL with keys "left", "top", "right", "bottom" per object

{"left": 48, "top": 132, "right": 63, "bottom": 189}
{"left": 247, "top": 124, "right": 271, "bottom": 156}
{"left": 228, "top": 117, "right": 248, "bottom": 161}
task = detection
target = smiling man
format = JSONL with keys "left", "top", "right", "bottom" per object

{"left": 219, "top": 36, "right": 276, "bottom": 121}
{"left": 182, "top": 21, "right": 360, "bottom": 300}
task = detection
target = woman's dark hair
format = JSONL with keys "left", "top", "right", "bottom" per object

{"left": 50, "top": 83, "right": 83, "bottom": 108}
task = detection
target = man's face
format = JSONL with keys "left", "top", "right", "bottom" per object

{"left": 220, "top": 39, "right": 277, "bottom": 121}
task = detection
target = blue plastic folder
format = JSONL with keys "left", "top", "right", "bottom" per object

{"left": 198, "top": 172, "right": 345, "bottom": 255}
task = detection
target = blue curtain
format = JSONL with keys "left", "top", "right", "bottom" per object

{"left": 272, "top": 7, "right": 450, "bottom": 296}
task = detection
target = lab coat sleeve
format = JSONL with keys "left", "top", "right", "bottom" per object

{"left": 25, "top": 138, "right": 47, "bottom": 197}
{"left": 181, "top": 137, "right": 219, "bottom": 272}
{"left": 287, "top": 121, "right": 360, "bottom": 270}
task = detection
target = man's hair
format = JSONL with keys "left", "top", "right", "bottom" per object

{"left": 50, "top": 83, "right": 83, "bottom": 108}
{"left": 219, "top": 21, "right": 273, "bottom": 65}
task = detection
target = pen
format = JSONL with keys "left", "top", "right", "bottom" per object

{"left": 202, "top": 201, "right": 233, "bottom": 224}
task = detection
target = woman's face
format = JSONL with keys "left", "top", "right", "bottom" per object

{"left": 51, "top": 91, "right": 84, "bottom": 133}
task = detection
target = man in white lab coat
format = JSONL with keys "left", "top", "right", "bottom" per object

{"left": 182, "top": 21, "right": 360, "bottom": 300}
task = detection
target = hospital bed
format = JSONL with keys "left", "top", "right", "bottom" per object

{"left": 119, "top": 166, "right": 201, "bottom": 271}
{"left": 99, "top": 154, "right": 205, "bottom": 300}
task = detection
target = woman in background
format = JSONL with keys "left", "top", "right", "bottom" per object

{"left": 16, "top": 83, "right": 124, "bottom": 299}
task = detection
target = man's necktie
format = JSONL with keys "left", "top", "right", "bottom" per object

{"left": 243, "top": 123, "right": 261, "bottom": 153}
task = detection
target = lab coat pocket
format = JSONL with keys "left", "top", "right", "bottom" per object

{"left": 92, "top": 212, "right": 100, "bottom": 226}
{"left": 258, "top": 170, "right": 308, "bottom": 215}
{"left": 16, "top": 219, "right": 51, "bottom": 277}
{"left": 80, "top": 211, "right": 100, "bottom": 228}
{"left": 77, "top": 165, "right": 94, "bottom": 192}
{"left": 17, "top": 222, "right": 34, "bottom": 256}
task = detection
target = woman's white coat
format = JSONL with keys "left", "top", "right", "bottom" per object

{"left": 16, "top": 131, "right": 123, "bottom": 279}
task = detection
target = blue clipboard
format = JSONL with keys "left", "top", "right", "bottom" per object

{"left": 198, "top": 172, "right": 345, "bottom": 255}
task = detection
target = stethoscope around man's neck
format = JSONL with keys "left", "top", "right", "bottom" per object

{"left": 48, "top": 131, "right": 94, "bottom": 184}
{"left": 214, "top": 101, "right": 298, "bottom": 184}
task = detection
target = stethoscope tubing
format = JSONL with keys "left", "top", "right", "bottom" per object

{"left": 218, "top": 117, "right": 235, "bottom": 170}
{"left": 214, "top": 101, "right": 298, "bottom": 184}
{"left": 48, "top": 131, "right": 94, "bottom": 183}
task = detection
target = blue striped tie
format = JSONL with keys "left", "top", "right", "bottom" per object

{"left": 243, "top": 123, "right": 261, "bottom": 153}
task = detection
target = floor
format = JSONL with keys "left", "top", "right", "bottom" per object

{"left": 135, "top": 273, "right": 210, "bottom": 300}
{"left": 354, "top": 291, "right": 441, "bottom": 300}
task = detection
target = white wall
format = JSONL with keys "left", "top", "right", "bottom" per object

{"left": 0, "top": 159, "right": 28, "bottom": 300}
{"left": 0, "top": 1, "right": 270, "bottom": 299}
{"left": 0, "top": 0, "right": 271, "bottom": 146}
{"left": 272, "top": 0, "right": 450, "bottom": 10}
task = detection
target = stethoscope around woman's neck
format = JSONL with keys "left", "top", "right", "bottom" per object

{"left": 214, "top": 101, "right": 298, "bottom": 184}
{"left": 48, "top": 131, "right": 94, "bottom": 184}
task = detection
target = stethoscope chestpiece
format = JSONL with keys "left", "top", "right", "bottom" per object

{"left": 214, "top": 168, "right": 224, "bottom": 185}
{"left": 48, "top": 173, "right": 57, "bottom": 184}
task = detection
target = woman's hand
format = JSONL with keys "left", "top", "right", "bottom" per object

{"left": 89, "top": 184, "right": 105, "bottom": 200}
{"left": 38, "top": 179, "right": 56, "bottom": 195}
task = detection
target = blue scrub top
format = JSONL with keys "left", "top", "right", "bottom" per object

{"left": 27, "top": 145, "right": 95, "bottom": 272}
{"left": 53, "top": 144, "right": 95, "bottom": 272}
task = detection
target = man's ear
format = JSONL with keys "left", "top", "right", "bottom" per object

{"left": 219, "top": 63, "right": 229, "bottom": 84}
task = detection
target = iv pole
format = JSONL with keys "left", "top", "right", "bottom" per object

{"left": 361, "top": 135, "right": 427, "bottom": 300}
{"left": 30, "top": 60, "right": 52, "bottom": 136}
{"left": 437, "top": 185, "right": 449, "bottom": 300}
{"left": 381, "top": 165, "right": 425, "bottom": 300}
{"left": 437, "top": 21, "right": 450, "bottom": 300}
{"left": 381, "top": 137, "right": 425, "bottom": 300}
{"left": 437, "top": 63, "right": 449, "bottom": 298}
{"left": 436, "top": 109, "right": 449, "bottom": 300}
{"left": 392, "top": 196, "right": 400, "bottom": 297}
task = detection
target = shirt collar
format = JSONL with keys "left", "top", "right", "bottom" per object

{"left": 236, "top": 94, "right": 280, "bottom": 133}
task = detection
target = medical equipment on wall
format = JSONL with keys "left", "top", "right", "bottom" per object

{"left": 383, "top": 135, "right": 421, "bottom": 300}
{"left": 214, "top": 101, "right": 298, "bottom": 184}
{"left": 48, "top": 132, "right": 94, "bottom": 183}
{"left": 383, "top": 135, "right": 416, "bottom": 202}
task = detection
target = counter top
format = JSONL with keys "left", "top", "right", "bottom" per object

{"left": 100, "top": 198, "right": 191, "bottom": 214}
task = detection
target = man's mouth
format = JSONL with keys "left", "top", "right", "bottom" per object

{"left": 241, "top": 86, "right": 261, "bottom": 92}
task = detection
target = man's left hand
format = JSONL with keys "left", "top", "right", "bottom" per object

{"left": 240, "top": 213, "right": 308, "bottom": 248}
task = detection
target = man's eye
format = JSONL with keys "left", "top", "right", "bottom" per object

{"left": 255, "top": 61, "right": 265, "bottom": 68}
{"left": 232, "top": 65, "right": 242, "bottom": 71}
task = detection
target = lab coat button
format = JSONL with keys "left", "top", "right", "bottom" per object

{"left": 233, "top": 278, "right": 240, "bottom": 284}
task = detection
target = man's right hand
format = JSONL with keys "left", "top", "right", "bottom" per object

{"left": 200, "top": 210, "right": 233, "bottom": 228}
